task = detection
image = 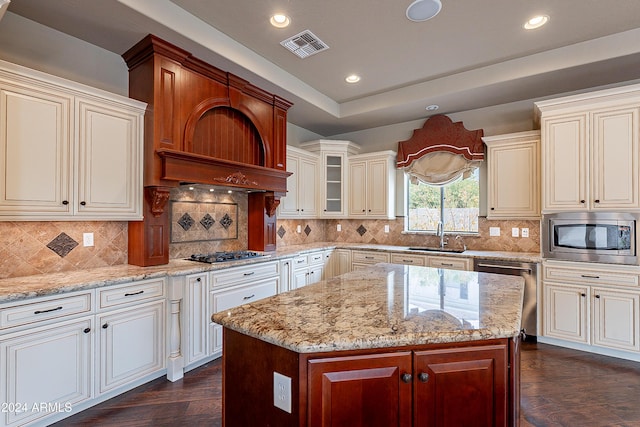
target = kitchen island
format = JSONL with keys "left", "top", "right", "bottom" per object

{"left": 213, "top": 263, "right": 524, "bottom": 427}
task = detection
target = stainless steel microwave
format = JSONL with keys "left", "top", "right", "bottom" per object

{"left": 542, "top": 212, "right": 640, "bottom": 265}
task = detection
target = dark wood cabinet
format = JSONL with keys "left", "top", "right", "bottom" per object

{"left": 221, "top": 329, "right": 520, "bottom": 427}
{"left": 308, "top": 352, "right": 413, "bottom": 427}
{"left": 414, "top": 344, "right": 508, "bottom": 427}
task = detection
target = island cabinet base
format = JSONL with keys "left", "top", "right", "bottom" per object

{"left": 221, "top": 329, "right": 521, "bottom": 427}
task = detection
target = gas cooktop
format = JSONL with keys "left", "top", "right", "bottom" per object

{"left": 187, "top": 251, "right": 269, "bottom": 263}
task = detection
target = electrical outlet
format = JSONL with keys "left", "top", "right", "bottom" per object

{"left": 273, "top": 372, "right": 292, "bottom": 413}
{"left": 521, "top": 228, "right": 529, "bottom": 238}
{"left": 83, "top": 233, "right": 94, "bottom": 247}
{"left": 489, "top": 227, "right": 500, "bottom": 237}
{"left": 337, "top": 224, "right": 341, "bottom": 232}
{"left": 384, "top": 224, "right": 390, "bottom": 233}
{"left": 512, "top": 227, "right": 519, "bottom": 237}
{"left": 296, "top": 225, "right": 302, "bottom": 233}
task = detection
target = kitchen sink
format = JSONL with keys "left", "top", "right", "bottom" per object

{"left": 407, "top": 247, "right": 466, "bottom": 253}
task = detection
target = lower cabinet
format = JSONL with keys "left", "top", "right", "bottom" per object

{"left": 308, "top": 344, "right": 509, "bottom": 427}
{"left": 326, "top": 248, "right": 352, "bottom": 278}
{"left": 0, "top": 316, "right": 93, "bottom": 427}
{"left": 351, "top": 250, "right": 390, "bottom": 271}
{"left": 292, "top": 251, "right": 326, "bottom": 289}
{"left": 0, "top": 278, "right": 166, "bottom": 427}
{"left": 542, "top": 260, "right": 640, "bottom": 355}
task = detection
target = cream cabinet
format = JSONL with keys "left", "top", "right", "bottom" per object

{"left": 541, "top": 260, "right": 640, "bottom": 355}
{"left": 348, "top": 151, "right": 396, "bottom": 219}
{"left": 278, "top": 146, "right": 319, "bottom": 218}
{"left": 536, "top": 85, "right": 640, "bottom": 212}
{"left": 0, "top": 59, "right": 145, "bottom": 220}
{"left": 300, "top": 140, "right": 361, "bottom": 218}
{"left": 326, "top": 248, "right": 352, "bottom": 278}
{"left": 292, "top": 251, "right": 326, "bottom": 289}
{"left": 390, "top": 253, "right": 427, "bottom": 266}
{"left": 182, "top": 273, "right": 209, "bottom": 369}
{"left": 483, "top": 131, "right": 540, "bottom": 219}
{"left": 427, "top": 256, "right": 471, "bottom": 271}
{"left": 210, "top": 261, "right": 280, "bottom": 358}
{"left": 0, "top": 316, "right": 93, "bottom": 427}
{"left": 351, "top": 250, "right": 391, "bottom": 271}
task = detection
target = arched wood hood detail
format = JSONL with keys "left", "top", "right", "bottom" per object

{"left": 122, "top": 35, "right": 292, "bottom": 265}
{"left": 122, "top": 34, "right": 292, "bottom": 193}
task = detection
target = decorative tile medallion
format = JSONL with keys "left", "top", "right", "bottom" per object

{"left": 304, "top": 225, "right": 312, "bottom": 236}
{"left": 220, "top": 213, "right": 234, "bottom": 229}
{"left": 277, "top": 226, "right": 286, "bottom": 238}
{"left": 356, "top": 224, "right": 367, "bottom": 236}
{"left": 199, "top": 213, "right": 215, "bottom": 230}
{"left": 178, "top": 213, "right": 195, "bottom": 231}
{"left": 171, "top": 201, "right": 238, "bottom": 243}
{"left": 46, "top": 232, "right": 79, "bottom": 258}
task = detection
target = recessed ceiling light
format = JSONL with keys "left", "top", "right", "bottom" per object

{"left": 524, "top": 15, "right": 549, "bottom": 30}
{"left": 345, "top": 74, "right": 361, "bottom": 83}
{"left": 270, "top": 13, "right": 290, "bottom": 28}
{"left": 406, "top": 0, "right": 442, "bottom": 22}
{"left": 426, "top": 104, "right": 439, "bottom": 111}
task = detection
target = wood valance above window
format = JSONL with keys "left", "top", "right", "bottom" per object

{"left": 396, "top": 115, "right": 485, "bottom": 186}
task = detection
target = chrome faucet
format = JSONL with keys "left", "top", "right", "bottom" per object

{"left": 436, "top": 220, "right": 446, "bottom": 248}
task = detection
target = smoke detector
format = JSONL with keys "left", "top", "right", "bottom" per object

{"left": 280, "top": 30, "right": 329, "bottom": 59}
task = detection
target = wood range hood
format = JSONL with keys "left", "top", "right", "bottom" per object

{"left": 122, "top": 35, "right": 292, "bottom": 266}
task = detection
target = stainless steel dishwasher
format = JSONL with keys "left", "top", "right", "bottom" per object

{"left": 473, "top": 258, "right": 538, "bottom": 339}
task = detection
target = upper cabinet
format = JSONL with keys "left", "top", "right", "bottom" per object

{"left": 299, "top": 140, "right": 360, "bottom": 218}
{"left": 348, "top": 151, "right": 396, "bottom": 219}
{"left": 536, "top": 84, "right": 640, "bottom": 212}
{"left": 483, "top": 131, "right": 540, "bottom": 219}
{"left": 278, "top": 146, "right": 319, "bottom": 218}
{"left": 0, "top": 60, "right": 145, "bottom": 221}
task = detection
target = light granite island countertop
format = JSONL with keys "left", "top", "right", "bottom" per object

{"left": 212, "top": 262, "right": 525, "bottom": 353}
{"left": 214, "top": 263, "right": 525, "bottom": 426}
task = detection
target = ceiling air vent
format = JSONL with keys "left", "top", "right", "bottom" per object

{"left": 280, "top": 30, "right": 329, "bottom": 59}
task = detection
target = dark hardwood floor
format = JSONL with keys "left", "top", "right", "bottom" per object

{"left": 53, "top": 341, "right": 640, "bottom": 426}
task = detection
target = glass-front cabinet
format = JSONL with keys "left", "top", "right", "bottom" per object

{"left": 300, "top": 139, "right": 360, "bottom": 218}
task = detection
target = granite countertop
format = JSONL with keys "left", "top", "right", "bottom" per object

{"left": 212, "top": 263, "right": 524, "bottom": 353}
{"left": 0, "top": 243, "right": 539, "bottom": 304}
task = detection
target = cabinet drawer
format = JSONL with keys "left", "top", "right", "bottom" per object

{"left": 98, "top": 278, "right": 166, "bottom": 310}
{"left": 212, "top": 278, "right": 278, "bottom": 313}
{"left": 212, "top": 261, "right": 279, "bottom": 288}
{"left": 308, "top": 252, "right": 325, "bottom": 265}
{"left": 427, "top": 256, "right": 470, "bottom": 271}
{"left": 292, "top": 255, "right": 309, "bottom": 268}
{"left": 0, "top": 292, "right": 92, "bottom": 330}
{"left": 391, "top": 253, "right": 426, "bottom": 266}
{"left": 351, "top": 251, "right": 390, "bottom": 264}
{"left": 544, "top": 264, "right": 639, "bottom": 287}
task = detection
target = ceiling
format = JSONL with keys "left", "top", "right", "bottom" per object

{"left": 7, "top": 0, "right": 640, "bottom": 136}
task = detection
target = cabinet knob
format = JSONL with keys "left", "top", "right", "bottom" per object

{"left": 580, "top": 200, "right": 585, "bottom": 204}
{"left": 418, "top": 372, "right": 430, "bottom": 383}
{"left": 196, "top": 277, "right": 201, "bottom": 282}
{"left": 368, "top": 209, "right": 371, "bottom": 212}
{"left": 80, "top": 201, "right": 86, "bottom": 206}
{"left": 83, "top": 327, "right": 91, "bottom": 334}
{"left": 595, "top": 294, "right": 601, "bottom": 299}
{"left": 102, "top": 323, "right": 109, "bottom": 329}
{"left": 490, "top": 207, "right": 495, "bottom": 210}
{"left": 62, "top": 200, "right": 69, "bottom": 205}
{"left": 362, "top": 209, "right": 366, "bottom": 212}
{"left": 324, "top": 209, "right": 327, "bottom": 212}
{"left": 401, "top": 373, "right": 412, "bottom": 383}
{"left": 580, "top": 293, "right": 586, "bottom": 297}
{"left": 594, "top": 199, "right": 600, "bottom": 203}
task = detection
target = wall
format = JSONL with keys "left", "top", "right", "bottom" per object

{"left": 276, "top": 217, "right": 540, "bottom": 253}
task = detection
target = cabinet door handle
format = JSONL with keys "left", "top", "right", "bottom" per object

{"left": 124, "top": 290, "right": 144, "bottom": 296}
{"left": 196, "top": 277, "right": 201, "bottom": 282}
{"left": 243, "top": 294, "right": 255, "bottom": 300}
{"left": 365, "top": 256, "right": 374, "bottom": 260}
{"left": 34, "top": 306, "right": 63, "bottom": 315}
{"left": 62, "top": 200, "right": 69, "bottom": 205}
{"left": 580, "top": 293, "right": 586, "bottom": 297}
{"left": 581, "top": 274, "right": 600, "bottom": 279}
{"left": 440, "top": 263, "right": 453, "bottom": 267}
{"left": 595, "top": 294, "right": 601, "bottom": 299}
{"left": 83, "top": 327, "right": 91, "bottom": 334}
{"left": 80, "top": 201, "right": 86, "bottom": 206}
{"left": 418, "top": 372, "right": 430, "bottom": 383}
{"left": 102, "top": 323, "right": 109, "bottom": 329}
{"left": 490, "top": 207, "right": 495, "bottom": 210}
{"left": 403, "top": 260, "right": 414, "bottom": 263}
{"left": 401, "top": 373, "right": 412, "bottom": 383}
{"left": 244, "top": 272, "right": 255, "bottom": 276}
{"left": 580, "top": 200, "right": 585, "bottom": 204}
{"left": 594, "top": 199, "right": 600, "bottom": 203}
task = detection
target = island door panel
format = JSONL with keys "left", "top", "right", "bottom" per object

{"left": 308, "top": 352, "right": 412, "bottom": 427}
{"left": 414, "top": 344, "right": 508, "bottom": 427}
